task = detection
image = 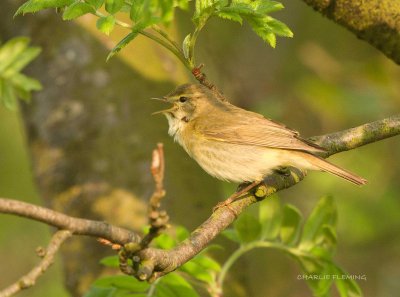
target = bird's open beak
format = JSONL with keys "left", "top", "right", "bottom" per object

{"left": 151, "top": 96, "right": 176, "bottom": 115}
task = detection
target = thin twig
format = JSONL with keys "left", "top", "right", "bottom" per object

{"left": 0, "top": 198, "right": 141, "bottom": 245}
{"left": 118, "top": 144, "right": 169, "bottom": 276}
{"left": 151, "top": 25, "right": 182, "bottom": 54}
{"left": 140, "top": 143, "right": 169, "bottom": 248}
{"left": 192, "top": 64, "right": 227, "bottom": 101}
{"left": 0, "top": 230, "right": 72, "bottom": 297}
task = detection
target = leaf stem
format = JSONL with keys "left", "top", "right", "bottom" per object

{"left": 188, "top": 25, "right": 203, "bottom": 68}
{"left": 151, "top": 25, "right": 182, "bottom": 53}
{"left": 216, "top": 241, "right": 308, "bottom": 290}
{"left": 139, "top": 30, "right": 191, "bottom": 70}
{"left": 93, "top": 12, "right": 191, "bottom": 70}
{"left": 146, "top": 278, "right": 159, "bottom": 297}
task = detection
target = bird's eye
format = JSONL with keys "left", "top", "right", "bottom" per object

{"left": 179, "top": 96, "right": 188, "bottom": 103}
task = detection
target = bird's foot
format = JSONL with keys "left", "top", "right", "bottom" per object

{"left": 212, "top": 181, "right": 261, "bottom": 213}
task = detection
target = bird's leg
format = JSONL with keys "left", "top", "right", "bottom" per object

{"left": 213, "top": 180, "right": 262, "bottom": 212}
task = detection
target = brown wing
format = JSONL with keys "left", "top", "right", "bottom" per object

{"left": 193, "top": 105, "right": 325, "bottom": 153}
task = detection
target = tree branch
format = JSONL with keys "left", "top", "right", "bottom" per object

{"left": 130, "top": 114, "right": 400, "bottom": 281}
{"left": 300, "top": 0, "right": 400, "bottom": 64}
{"left": 312, "top": 114, "right": 400, "bottom": 157}
{"left": 0, "top": 198, "right": 141, "bottom": 245}
{"left": 0, "top": 230, "right": 72, "bottom": 297}
{"left": 0, "top": 115, "right": 399, "bottom": 284}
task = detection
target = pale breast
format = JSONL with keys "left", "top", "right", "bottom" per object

{"left": 183, "top": 135, "right": 285, "bottom": 183}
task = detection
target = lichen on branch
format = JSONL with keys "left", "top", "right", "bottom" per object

{"left": 301, "top": 0, "right": 400, "bottom": 64}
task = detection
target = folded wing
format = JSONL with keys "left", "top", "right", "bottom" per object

{"left": 194, "top": 105, "right": 325, "bottom": 154}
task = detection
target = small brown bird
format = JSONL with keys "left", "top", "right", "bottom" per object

{"left": 154, "top": 84, "right": 366, "bottom": 201}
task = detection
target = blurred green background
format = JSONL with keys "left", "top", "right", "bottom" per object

{"left": 1, "top": 0, "right": 400, "bottom": 296}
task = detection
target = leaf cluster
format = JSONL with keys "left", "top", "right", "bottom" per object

{"left": 0, "top": 37, "right": 42, "bottom": 110}
{"left": 193, "top": 0, "right": 292, "bottom": 47}
{"left": 84, "top": 196, "right": 362, "bottom": 297}
{"left": 222, "top": 196, "right": 363, "bottom": 297}
{"left": 15, "top": 0, "right": 292, "bottom": 66}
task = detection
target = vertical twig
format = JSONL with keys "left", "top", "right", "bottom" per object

{"left": 119, "top": 143, "right": 169, "bottom": 277}
{"left": 141, "top": 143, "right": 169, "bottom": 247}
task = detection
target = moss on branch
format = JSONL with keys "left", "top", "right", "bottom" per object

{"left": 301, "top": 0, "right": 400, "bottom": 64}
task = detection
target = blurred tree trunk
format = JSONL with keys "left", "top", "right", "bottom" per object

{"left": 1, "top": 1, "right": 221, "bottom": 295}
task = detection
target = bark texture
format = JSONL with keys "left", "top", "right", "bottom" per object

{"left": 301, "top": 0, "right": 400, "bottom": 64}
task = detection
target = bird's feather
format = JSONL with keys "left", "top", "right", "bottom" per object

{"left": 192, "top": 102, "right": 325, "bottom": 153}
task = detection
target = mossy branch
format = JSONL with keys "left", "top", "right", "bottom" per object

{"left": 300, "top": 0, "right": 400, "bottom": 64}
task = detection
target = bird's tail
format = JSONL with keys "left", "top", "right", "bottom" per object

{"left": 300, "top": 153, "right": 367, "bottom": 186}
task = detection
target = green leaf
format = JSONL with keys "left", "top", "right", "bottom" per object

{"left": 93, "top": 275, "right": 150, "bottom": 292}
{"left": 15, "top": 87, "right": 32, "bottom": 102}
{"left": 267, "top": 18, "right": 293, "bottom": 37}
{"left": 153, "top": 233, "right": 177, "bottom": 249}
{"left": 259, "top": 195, "right": 282, "bottom": 240}
{"left": 193, "top": 0, "right": 216, "bottom": 26}
{"left": 120, "top": 3, "right": 131, "bottom": 13}
{"left": 130, "top": 0, "right": 145, "bottom": 22}
{"left": 300, "top": 196, "right": 337, "bottom": 251}
{"left": 280, "top": 204, "right": 302, "bottom": 246}
{"left": 251, "top": 21, "right": 277, "bottom": 48}
{"left": 96, "top": 15, "right": 116, "bottom": 35}
{"left": 85, "top": 0, "right": 104, "bottom": 9}
{"left": 314, "top": 225, "right": 337, "bottom": 256}
{"left": 176, "top": 225, "right": 190, "bottom": 242}
{"left": 0, "top": 79, "right": 17, "bottom": 110}
{"left": 180, "top": 261, "right": 214, "bottom": 284}
{"left": 191, "top": 254, "right": 221, "bottom": 272}
{"left": 234, "top": 212, "right": 261, "bottom": 243}
{"left": 63, "top": 1, "right": 95, "bottom": 20}
{"left": 221, "top": 228, "right": 241, "bottom": 243}
{"left": 83, "top": 286, "right": 117, "bottom": 297}
{"left": 107, "top": 24, "right": 143, "bottom": 61}
{"left": 174, "top": 0, "right": 189, "bottom": 10}
{"left": 129, "top": 0, "right": 158, "bottom": 24}
{"left": 9, "top": 73, "right": 42, "bottom": 92}
{"left": 195, "top": 0, "right": 214, "bottom": 15}
{"left": 15, "top": 0, "right": 74, "bottom": 16}
{"left": 99, "top": 255, "right": 119, "bottom": 267}
{"left": 216, "top": 11, "right": 243, "bottom": 24}
{"left": 182, "top": 34, "right": 191, "bottom": 59}
{"left": 0, "top": 37, "right": 30, "bottom": 74}
{"left": 333, "top": 266, "right": 363, "bottom": 297}
{"left": 158, "top": 273, "right": 200, "bottom": 297}
{"left": 105, "top": 0, "right": 124, "bottom": 14}
{"left": 1, "top": 47, "right": 41, "bottom": 78}
{"left": 252, "top": 0, "right": 284, "bottom": 14}
{"left": 309, "top": 246, "right": 333, "bottom": 262}
{"left": 217, "top": 5, "right": 260, "bottom": 18}
{"left": 297, "top": 256, "right": 324, "bottom": 274}
{"left": 304, "top": 264, "right": 336, "bottom": 297}
{"left": 159, "top": 0, "right": 175, "bottom": 23}
{"left": 0, "top": 37, "right": 41, "bottom": 109}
